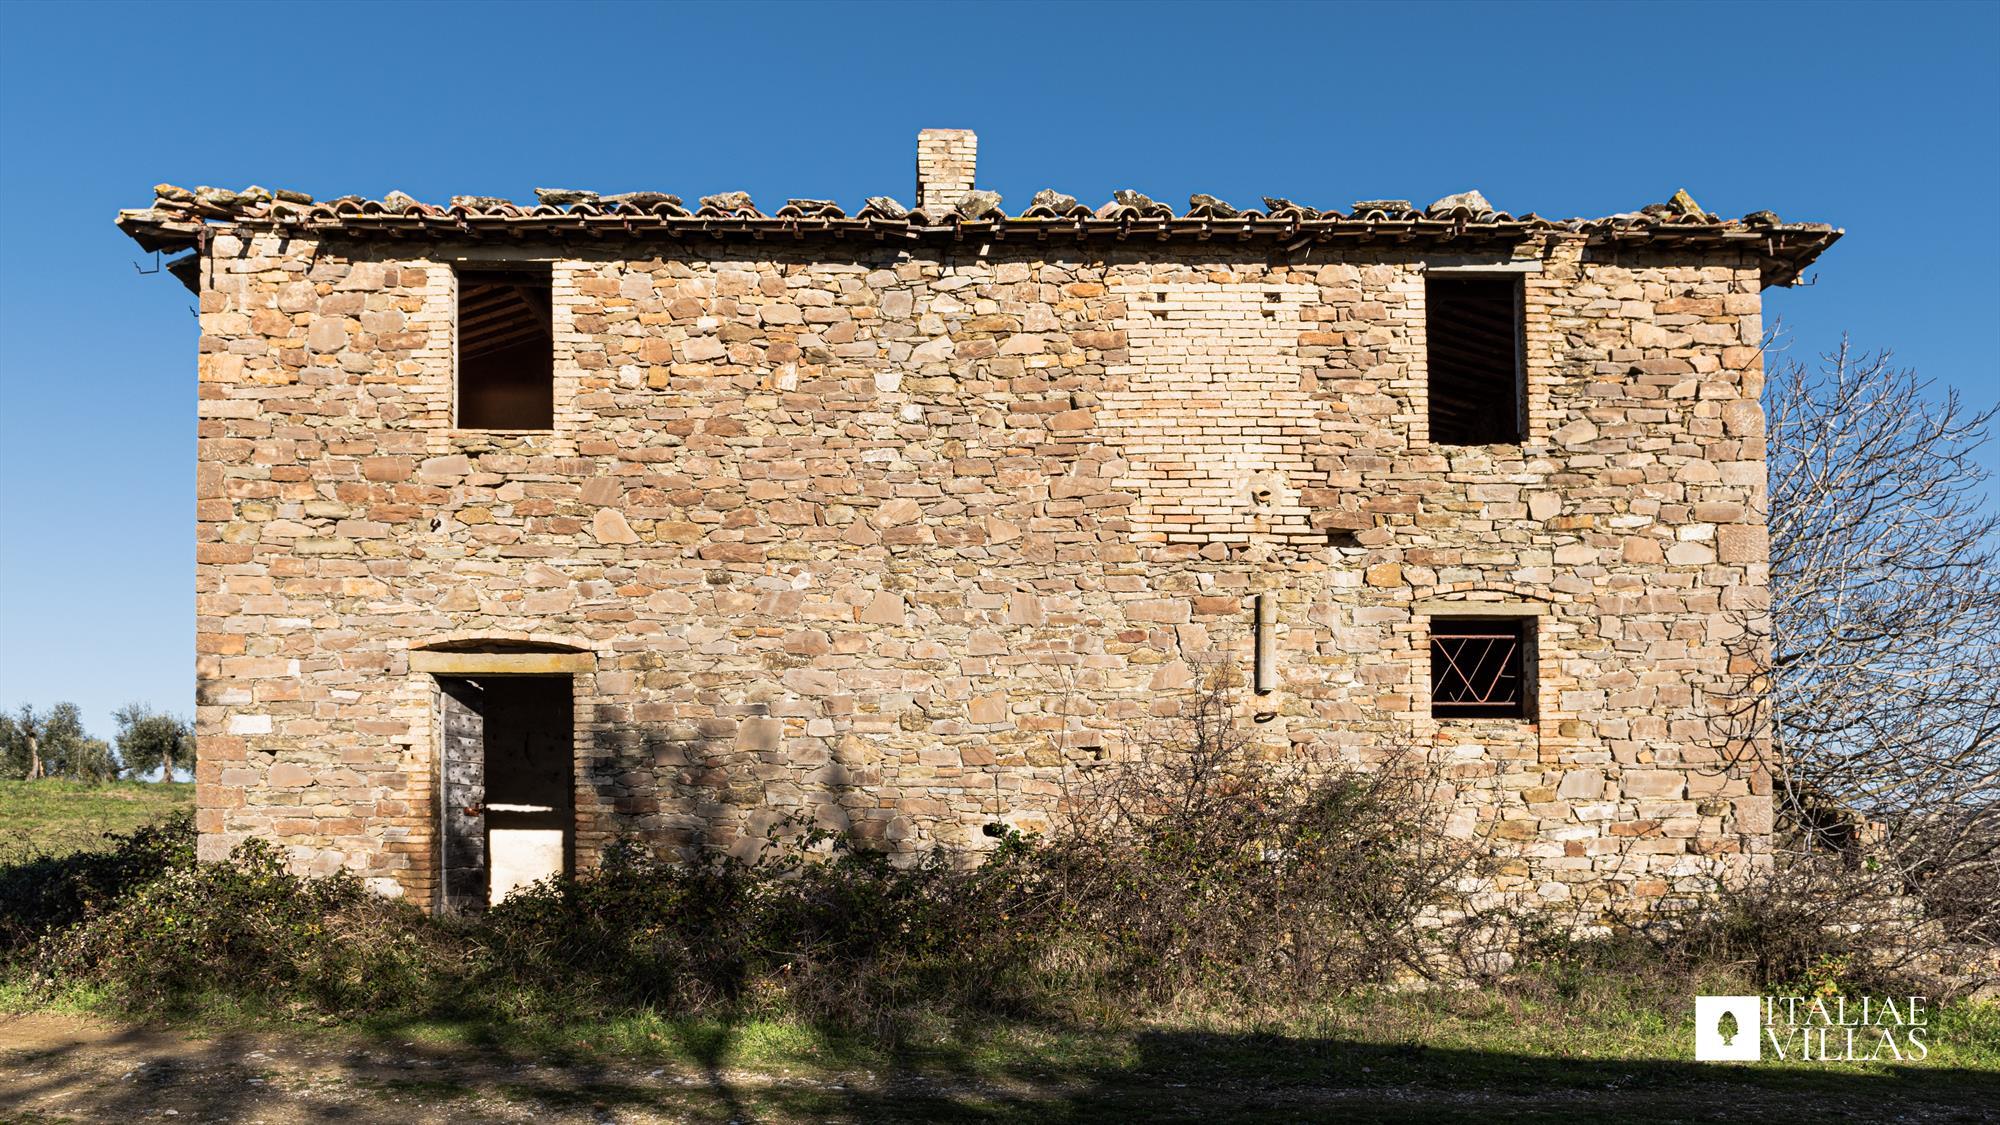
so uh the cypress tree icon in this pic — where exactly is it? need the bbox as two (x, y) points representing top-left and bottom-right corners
(1696, 996), (1761, 1061)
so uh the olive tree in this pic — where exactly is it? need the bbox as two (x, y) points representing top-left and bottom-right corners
(114, 704), (194, 783)
(1, 703), (114, 781)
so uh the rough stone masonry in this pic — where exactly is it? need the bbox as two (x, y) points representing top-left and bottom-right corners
(118, 130), (1840, 914)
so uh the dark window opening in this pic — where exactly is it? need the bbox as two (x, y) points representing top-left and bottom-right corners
(1430, 617), (1532, 719)
(457, 266), (553, 430)
(1427, 274), (1523, 445)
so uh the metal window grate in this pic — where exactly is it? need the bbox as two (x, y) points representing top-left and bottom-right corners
(1430, 619), (1527, 719)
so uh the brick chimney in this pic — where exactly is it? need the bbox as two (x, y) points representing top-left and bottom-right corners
(915, 129), (977, 212)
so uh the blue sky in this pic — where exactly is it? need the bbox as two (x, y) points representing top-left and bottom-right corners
(2, 0), (1996, 739)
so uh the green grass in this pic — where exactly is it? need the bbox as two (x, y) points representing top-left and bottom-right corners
(21, 958), (1998, 1089)
(15, 981), (1997, 1122)
(386, 994), (2000, 1119)
(4, 780), (1996, 1120)
(12, 950), (2000, 1122)
(119, 948), (1974, 1091)
(0, 778), (192, 860)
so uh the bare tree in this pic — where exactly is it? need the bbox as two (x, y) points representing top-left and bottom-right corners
(1759, 339), (2000, 936)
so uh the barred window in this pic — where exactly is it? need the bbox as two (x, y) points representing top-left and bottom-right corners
(1429, 617), (1532, 719)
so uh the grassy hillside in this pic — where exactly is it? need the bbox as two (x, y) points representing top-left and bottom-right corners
(0, 779), (193, 860)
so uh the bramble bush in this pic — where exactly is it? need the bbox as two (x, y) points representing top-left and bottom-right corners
(8, 686), (1981, 1036)
(14, 815), (1063, 1031)
(8, 696), (1490, 1034)
(0, 812), (193, 957)
(29, 834), (449, 1017)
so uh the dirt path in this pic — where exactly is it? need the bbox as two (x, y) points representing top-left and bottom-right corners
(1, 1011), (869, 1124)
(6, 1010), (1999, 1123)
(0, 1012), (1107, 1124)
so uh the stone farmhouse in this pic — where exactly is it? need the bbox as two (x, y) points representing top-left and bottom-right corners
(118, 131), (1839, 913)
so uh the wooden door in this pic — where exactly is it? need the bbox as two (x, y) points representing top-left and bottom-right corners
(438, 677), (487, 912)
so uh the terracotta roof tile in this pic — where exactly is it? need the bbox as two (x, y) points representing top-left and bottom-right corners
(116, 182), (1841, 288)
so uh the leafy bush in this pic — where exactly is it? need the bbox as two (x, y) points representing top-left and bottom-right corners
(18, 701), (1478, 1034)
(480, 825), (1054, 1033)
(0, 811), (193, 957)
(23, 818), (1053, 1032)
(32, 836), (448, 1017)
(25, 680), (1974, 1039)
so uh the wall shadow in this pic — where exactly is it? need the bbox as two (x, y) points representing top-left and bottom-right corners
(5, 1016), (1998, 1123)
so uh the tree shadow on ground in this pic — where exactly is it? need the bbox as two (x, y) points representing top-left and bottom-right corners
(5, 1015), (1998, 1124)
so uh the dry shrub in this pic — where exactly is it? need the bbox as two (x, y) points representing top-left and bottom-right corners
(1034, 671), (1490, 1001)
(85, 675), (1996, 1031)
(18, 678), (1493, 1032)
(1514, 846), (1998, 1004)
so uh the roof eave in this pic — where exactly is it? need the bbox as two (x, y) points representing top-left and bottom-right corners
(114, 209), (1843, 289)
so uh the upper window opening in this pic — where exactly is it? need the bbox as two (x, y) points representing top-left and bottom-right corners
(1430, 617), (1532, 720)
(1427, 274), (1523, 445)
(457, 266), (553, 430)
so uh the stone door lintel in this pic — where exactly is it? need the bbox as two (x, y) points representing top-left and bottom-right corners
(1410, 599), (1546, 618)
(409, 651), (594, 675)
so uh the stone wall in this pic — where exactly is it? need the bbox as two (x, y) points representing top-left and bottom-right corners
(190, 228), (1772, 912)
